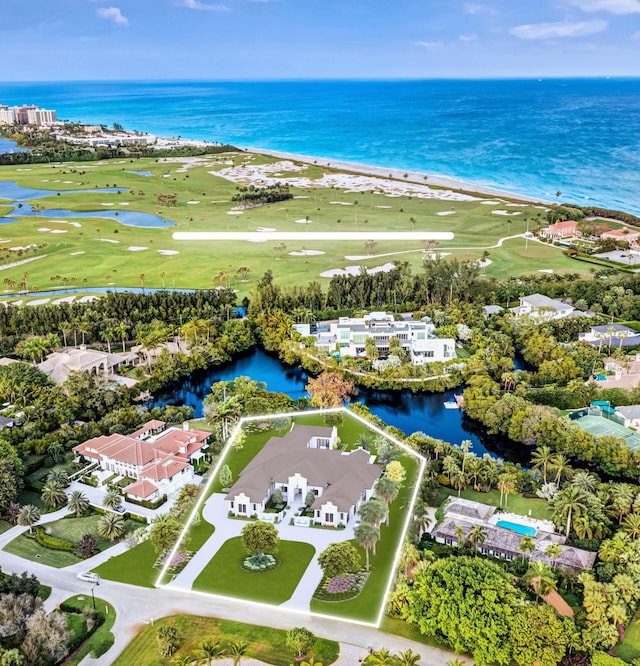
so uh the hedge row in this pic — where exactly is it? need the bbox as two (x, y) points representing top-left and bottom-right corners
(30, 526), (77, 553)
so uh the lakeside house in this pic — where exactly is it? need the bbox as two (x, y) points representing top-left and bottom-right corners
(431, 498), (596, 572)
(73, 420), (210, 501)
(578, 324), (640, 349)
(511, 294), (581, 321)
(539, 220), (580, 240)
(225, 424), (382, 527)
(313, 312), (456, 365)
(37, 345), (139, 385)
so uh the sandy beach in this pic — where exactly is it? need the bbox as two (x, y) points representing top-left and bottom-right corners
(242, 146), (552, 205)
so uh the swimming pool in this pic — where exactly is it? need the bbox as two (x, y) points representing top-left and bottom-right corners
(495, 520), (536, 537)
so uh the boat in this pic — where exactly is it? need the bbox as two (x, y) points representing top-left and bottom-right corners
(443, 400), (459, 410)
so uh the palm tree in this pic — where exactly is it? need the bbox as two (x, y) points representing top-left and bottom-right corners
(454, 524), (465, 546)
(354, 523), (379, 571)
(394, 649), (421, 666)
(198, 638), (226, 665)
(571, 470), (598, 494)
(68, 490), (90, 517)
(375, 476), (399, 526)
(412, 498), (432, 538)
(622, 513), (640, 540)
(103, 485), (122, 510)
(17, 505), (40, 533)
(41, 481), (67, 509)
(172, 655), (192, 666)
(446, 660), (468, 666)
(523, 561), (556, 602)
(551, 453), (573, 485)
(468, 525), (487, 554)
(100, 327), (115, 354)
(227, 640), (248, 666)
(207, 396), (242, 441)
(139, 273), (145, 290)
(552, 486), (587, 538)
(459, 440), (472, 475)
(358, 498), (388, 529)
(97, 513), (125, 542)
(366, 648), (395, 666)
(545, 542), (563, 567)
(47, 469), (69, 487)
(518, 535), (536, 561)
(531, 445), (554, 484)
(115, 322), (129, 352)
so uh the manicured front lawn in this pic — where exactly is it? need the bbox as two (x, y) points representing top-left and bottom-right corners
(113, 615), (340, 666)
(3, 533), (81, 568)
(93, 539), (158, 588)
(62, 595), (116, 666)
(433, 486), (553, 521)
(193, 537), (315, 604)
(16, 488), (53, 513)
(0, 520), (11, 534)
(615, 616), (640, 662)
(310, 453), (420, 623)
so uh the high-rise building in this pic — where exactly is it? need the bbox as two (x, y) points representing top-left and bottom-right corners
(0, 104), (56, 126)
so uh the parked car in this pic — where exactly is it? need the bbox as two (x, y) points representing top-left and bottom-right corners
(114, 505), (126, 514)
(77, 572), (100, 584)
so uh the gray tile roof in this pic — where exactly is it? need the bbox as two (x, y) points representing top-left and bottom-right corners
(616, 405), (640, 420)
(522, 294), (572, 311)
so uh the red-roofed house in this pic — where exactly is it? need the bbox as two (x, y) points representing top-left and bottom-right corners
(539, 220), (579, 240)
(601, 228), (640, 245)
(73, 422), (210, 500)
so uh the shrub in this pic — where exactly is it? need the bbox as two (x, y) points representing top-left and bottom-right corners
(157, 625), (180, 658)
(286, 627), (316, 658)
(30, 526), (77, 553)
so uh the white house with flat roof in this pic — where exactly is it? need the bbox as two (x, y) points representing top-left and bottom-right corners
(511, 294), (577, 321)
(225, 424), (382, 527)
(314, 312), (455, 365)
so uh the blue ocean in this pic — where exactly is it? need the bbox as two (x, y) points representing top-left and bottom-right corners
(1, 79), (639, 213)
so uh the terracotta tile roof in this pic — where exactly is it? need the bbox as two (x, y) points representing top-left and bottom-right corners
(124, 478), (158, 499)
(144, 457), (190, 482)
(130, 419), (166, 439)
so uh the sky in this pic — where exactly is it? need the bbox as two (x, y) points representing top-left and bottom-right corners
(3, 0), (640, 80)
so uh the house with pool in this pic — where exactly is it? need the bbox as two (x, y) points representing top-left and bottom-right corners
(225, 424), (383, 527)
(431, 498), (596, 571)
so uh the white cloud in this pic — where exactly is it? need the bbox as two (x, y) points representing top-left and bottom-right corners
(459, 34), (477, 41)
(96, 7), (128, 26)
(510, 19), (607, 39)
(569, 0), (640, 14)
(176, 0), (230, 9)
(415, 40), (444, 49)
(464, 3), (496, 14)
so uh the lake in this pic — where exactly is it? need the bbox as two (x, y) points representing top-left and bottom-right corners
(152, 346), (528, 464)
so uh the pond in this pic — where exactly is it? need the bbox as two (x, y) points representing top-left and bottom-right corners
(0, 138), (28, 153)
(152, 346), (528, 464)
(2, 201), (175, 229)
(0, 180), (125, 201)
(125, 170), (154, 177)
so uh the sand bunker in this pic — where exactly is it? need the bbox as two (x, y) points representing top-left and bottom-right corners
(51, 229), (67, 234)
(70, 251), (85, 256)
(157, 250), (179, 255)
(320, 262), (396, 278)
(16, 168), (31, 172)
(375, 205), (392, 209)
(128, 246), (148, 251)
(119, 202), (130, 206)
(10, 244), (37, 251)
(37, 227), (51, 232)
(295, 219), (312, 224)
(492, 210), (522, 216)
(78, 296), (98, 303)
(226, 211), (244, 216)
(329, 201), (354, 205)
(289, 250), (325, 256)
(99, 239), (120, 244)
(480, 200), (503, 205)
(52, 296), (75, 305)
(27, 298), (50, 306)
(51, 221), (82, 227)
(293, 196), (310, 199)
(538, 269), (554, 273)
(186, 201), (200, 205)
(437, 211), (456, 216)
(101, 203), (114, 206)
(256, 227), (277, 232)
(41, 179), (49, 182)
(478, 259), (493, 268)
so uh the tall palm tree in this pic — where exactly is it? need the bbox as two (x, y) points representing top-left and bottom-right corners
(468, 525), (487, 554)
(114, 322), (129, 352)
(68, 490), (90, 517)
(545, 543), (563, 567)
(198, 638), (226, 665)
(622, 513), (640, 540)
(518, 535), (536, 561)
(354, 523), (379, 571)
(550, 453), (573, 485)
(454, 524), (465, 546)
(97, 513), (125, 542)
(459, 440), (472, 475)
(374, 476), (399, 526)
(531, 445), (554, 484)
(100, 327), (115, 354)
(523, 561), (556, 602)
(41, 481), (67, 509)
(412, 498), (432, 538)
(17, 505), (40, 533)
(358, 499), (388, 529)
(552, 486), (587, 538)
(227, 640), (248, 666)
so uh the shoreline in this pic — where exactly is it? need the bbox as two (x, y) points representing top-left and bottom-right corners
(242, 146), (553, 205)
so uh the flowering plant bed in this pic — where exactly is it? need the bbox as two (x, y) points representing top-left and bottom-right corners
(154, 550), (193, 575)
(313, 571), (368, 601)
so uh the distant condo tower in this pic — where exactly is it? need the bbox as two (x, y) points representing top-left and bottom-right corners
(0, 104), (57, 125)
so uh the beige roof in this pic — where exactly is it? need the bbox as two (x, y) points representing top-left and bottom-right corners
(226, 425), (382, 513)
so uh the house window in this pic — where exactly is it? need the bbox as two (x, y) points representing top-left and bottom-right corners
(445, 538), (452, 546)
(238, 504), (247, 514)
(340, 513), (344, 520)
(426, 350), (434, 358)
(281, 486), (287, 492)
(325, 513), (334, 523)
(314, 489), (319, 496)
(230, 502), (234, 509)
(252, 504), (257, 511)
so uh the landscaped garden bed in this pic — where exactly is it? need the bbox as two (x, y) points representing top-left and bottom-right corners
(241, 553), (279, 572)
(313, 572), (369, 602)
(155, 549), (194, 576)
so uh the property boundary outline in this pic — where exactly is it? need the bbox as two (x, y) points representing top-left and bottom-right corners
(154, 406), (426, 628)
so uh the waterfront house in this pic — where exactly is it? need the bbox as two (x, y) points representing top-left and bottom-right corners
(38, 345), (138, 385)
(225, 424), (382, 527)
(431, 498), (596, 572)
(73, 421), (210, 501)
(511, 294), (578, 321)
(314, 312), (456, 365)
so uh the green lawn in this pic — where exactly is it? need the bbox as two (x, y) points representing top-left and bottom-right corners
(310, 453), (420, 623)
(0, 153), (601, 303)
(0, 520), (11, 534)
(2, 513), (140, 568)
(16, 488), (53, 513)
(3, 532), (81, 568)
(615, 616), (640, 662)
(380, 616), (456, 653)
(62, 595), (116, 666)
(433, 486), (554, 521)
(113, 614), (340, 666)
(192, 537), (315, 605)
(93, 539), (158, 588)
